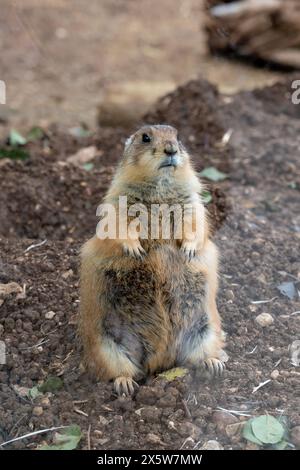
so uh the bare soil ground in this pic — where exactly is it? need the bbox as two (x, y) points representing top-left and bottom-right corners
(0, 76), (299, 450)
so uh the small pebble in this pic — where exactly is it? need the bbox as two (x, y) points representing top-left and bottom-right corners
(225, 422), (244, 440)
(177, 422), (201, 439)
(270, 369), (279, 380)
(33, 406), (43, 417)
(45, 311), (56, 320)
(212, 410), (238, 429)
(201, 440), (224, 450)
(290, 426), (300, 448)
(145, 433), (163, 445)
(255, 313), (274, 327)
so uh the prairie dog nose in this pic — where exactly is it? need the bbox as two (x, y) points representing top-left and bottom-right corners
(164, 141), (178, 156)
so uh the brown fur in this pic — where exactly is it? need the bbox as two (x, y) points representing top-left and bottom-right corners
(79, 125), (224, 393)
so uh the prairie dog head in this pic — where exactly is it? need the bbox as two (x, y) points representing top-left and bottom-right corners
(122, 124), (190, 176)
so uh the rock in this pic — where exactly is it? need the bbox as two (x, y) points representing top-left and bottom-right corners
(201, 440), (224, 450)
(0, 282), (23, 298)
(0, 158), (11, 168)
(62, 269), (74, 280)
(97, 438), (109, 446)
(140, 406), (162, 423)
(98, 415), (109, 426)
(135, 386), (164, 405)
(255, 313), (274, 327)
(145, 433), (164, 445)
(167, 420), (176, 431)
(45, 311), (56, 320)
(67, 146), (97, 166)
(33, 406), (43, 417)
(177, 422), (201, 439)
(40, 397), (50, 408)
(225, 289), (234, 300)
(225, 422), (244, 440)
(270, 369), (280, 380)
(290, 340), (300, 367)
(212, 410), (238, 430)
(245, 442), (260, 450)
(290, 426), (300, 448)
(13, 384), (30, 398)
(157, 394), (177, 408)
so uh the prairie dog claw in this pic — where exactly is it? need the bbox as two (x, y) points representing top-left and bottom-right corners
(181, 241), (198, 262)
(114, 376), (139, 396)
(123, 242), (146, 260)
(203, 358), (225, 377)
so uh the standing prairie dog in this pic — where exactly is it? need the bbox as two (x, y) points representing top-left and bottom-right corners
(79, 125), (224, 395)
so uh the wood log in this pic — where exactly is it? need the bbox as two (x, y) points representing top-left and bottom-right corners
(206, 0), (300, 68)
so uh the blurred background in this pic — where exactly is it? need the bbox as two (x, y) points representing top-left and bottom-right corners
(0, 0), (287, 136)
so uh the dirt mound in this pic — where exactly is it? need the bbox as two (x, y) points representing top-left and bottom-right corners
(0, 159), (113, 240)
(144, 79), (231, 172)
(0, 77), (299, 450)
(252, 76), (300, 119)
(0, 81), (230, 241)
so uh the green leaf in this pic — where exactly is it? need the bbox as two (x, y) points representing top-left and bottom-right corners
(272, 440), (288, 450)
(288, 182), (300, 190)
(39, 425), (82, 451)
(251, 415), (284, 444)
(201, 190), (212, 204)
(28, 386), (42, 400)
(242, 419), (263, 445)
(199, 167), (228, 182)
(38, 376), (63, 393)
(82, 162), (94, 171)
(0, 148), (29, 160)
(158, 367), (188, 381)
(9, 129), (27, 146)
(69, 126), (91, 138)
(27, 126), (44, 141)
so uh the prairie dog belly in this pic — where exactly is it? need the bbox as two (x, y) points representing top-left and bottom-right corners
(149, 245), (209, 364)
(100, 244), (209, 373)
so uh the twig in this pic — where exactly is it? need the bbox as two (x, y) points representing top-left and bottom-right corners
(181, 399), (192, 419)
(252, 379), (271, 394)
(74, 408), (88, 417)
(216, 406), (252, 417)
(180, 436), (194, 449)
(87, 424), (91, 450)
(0, 425), (67, 448)
(246, 345), (258, 355)
(273, 358), (282, 369)
(24, 239), (47, 253)
(9, 414), (27, 436)
(250, 297), (277, 304)
(221, 128), (233, 145)
(19, 338), (49, 350)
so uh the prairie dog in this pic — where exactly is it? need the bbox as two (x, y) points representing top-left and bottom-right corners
(79, 125), (224, 395)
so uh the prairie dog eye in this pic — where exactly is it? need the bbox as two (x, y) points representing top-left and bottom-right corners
(142, 133), (151, 143)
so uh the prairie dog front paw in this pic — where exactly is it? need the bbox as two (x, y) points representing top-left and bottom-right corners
(123, 240), (146, 260)
(181, 240), (198, 262)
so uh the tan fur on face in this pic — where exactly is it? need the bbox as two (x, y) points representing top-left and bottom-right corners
(111, 125), (191, 187)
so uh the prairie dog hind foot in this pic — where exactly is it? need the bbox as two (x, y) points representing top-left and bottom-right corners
(201, 357), (225, 378)
(114, 376), (139, 396)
